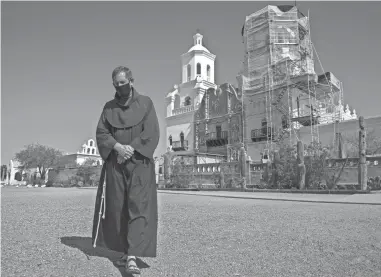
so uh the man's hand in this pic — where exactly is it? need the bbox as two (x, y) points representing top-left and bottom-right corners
(117, 154), (127, 164)
(114, 143), (135, 160)
(124, 145), (135, 159)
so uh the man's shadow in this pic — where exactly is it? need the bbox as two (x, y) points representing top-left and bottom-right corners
(61, 236), (149, 277)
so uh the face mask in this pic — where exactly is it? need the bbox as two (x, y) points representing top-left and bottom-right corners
(115, 82), (132, 99)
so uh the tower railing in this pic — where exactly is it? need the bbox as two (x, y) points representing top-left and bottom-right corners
(172, 105), (195, 116)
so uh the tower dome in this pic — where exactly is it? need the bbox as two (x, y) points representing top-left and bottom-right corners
(188, 33), (210, 53)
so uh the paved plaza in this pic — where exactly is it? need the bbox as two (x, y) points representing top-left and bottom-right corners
(2, 187), (381, 277)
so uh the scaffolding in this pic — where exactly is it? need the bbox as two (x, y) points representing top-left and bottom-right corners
(241, 5), (342, 152)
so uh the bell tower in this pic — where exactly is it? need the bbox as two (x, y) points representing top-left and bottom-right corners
(181, 32), (216, 84)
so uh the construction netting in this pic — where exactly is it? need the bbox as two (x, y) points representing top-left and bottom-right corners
(242, 5), (315, 92)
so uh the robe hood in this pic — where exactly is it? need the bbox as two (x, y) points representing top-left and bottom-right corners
(103, 88), (150, 128)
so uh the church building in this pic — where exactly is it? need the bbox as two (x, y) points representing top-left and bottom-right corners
(56, 138), (103, 168)
(165, 33), (244, 163)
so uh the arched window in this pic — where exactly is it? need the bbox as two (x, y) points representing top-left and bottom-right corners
(184, 96), (191, 106)
(92, 148), (95, 154)
(89, 141), (93, 147)
(174, 94), (180, 109)
(282, 115), (289, 129)
(180, 132), (184, 147)
(169, 135), (172, 146)
(187, 64), (191, 81)
(197, 63), (201, 75)
(14, 172), (22, 181)
(261, 118), (267, 135)
(206, 65), (211, 81)
(87, 148), (90, 154)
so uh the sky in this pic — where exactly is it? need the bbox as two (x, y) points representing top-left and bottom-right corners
(2, 1), (381, 163)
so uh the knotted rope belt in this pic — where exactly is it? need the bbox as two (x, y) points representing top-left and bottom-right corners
(93, 166), (106, 248)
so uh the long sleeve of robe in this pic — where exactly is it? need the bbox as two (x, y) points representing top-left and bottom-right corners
(96, 112), (118, 160)
(92, 90), (160, 257)
(129, 99), (160, 160)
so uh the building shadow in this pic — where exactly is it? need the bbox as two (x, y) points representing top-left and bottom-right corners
(60, 236), (149, 277)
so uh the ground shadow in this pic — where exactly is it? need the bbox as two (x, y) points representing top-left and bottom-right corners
(61, 236), (149, 277)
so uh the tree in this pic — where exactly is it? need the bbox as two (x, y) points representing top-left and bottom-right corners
(14, 143), (63, 180)
(1, 165), (7, 181)
(76, 158), (101, 186)
(344, 128), (381, 157)
(80, 158), (99, 167)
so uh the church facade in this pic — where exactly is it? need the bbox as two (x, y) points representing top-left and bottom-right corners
(164, 26), (369, 164)
(165, 33), (247, 163)
(55, 138), (103, 168)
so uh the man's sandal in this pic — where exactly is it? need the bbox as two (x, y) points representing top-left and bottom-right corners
(125, 257), (141, 275)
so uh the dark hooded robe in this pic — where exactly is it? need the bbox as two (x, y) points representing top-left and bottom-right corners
(92, 88), (160, 257)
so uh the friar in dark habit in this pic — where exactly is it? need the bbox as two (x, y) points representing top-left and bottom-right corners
(92, 66), (160, 275)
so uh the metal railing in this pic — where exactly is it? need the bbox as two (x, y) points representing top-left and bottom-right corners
(172, 140), (189, 149)
(172, 105), (194, 116)
(251, 127), (274, 139)
(207, 131), (228, 140)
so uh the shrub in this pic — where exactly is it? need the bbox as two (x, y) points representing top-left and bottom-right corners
(275, 145), (298, 189)
(260, 141), (344, 190)
(76, 165), (101, 187)
(219, 164), (241, 189)
(368, 176), (381, 191)
(169, 158), (194, 188)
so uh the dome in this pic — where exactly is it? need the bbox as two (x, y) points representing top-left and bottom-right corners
(188, 44), (210, 53)
(187, 33), (210, 53)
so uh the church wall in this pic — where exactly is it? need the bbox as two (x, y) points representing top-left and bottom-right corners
(208, 89), (228, 118)
(196, 121), (207, 152)
(298, 115), (381, 147)
(206, 146), (227, 156)
(244, 92), (268, 139)
(245, 116), (381, 161)
(195, 96), (206, 120)
(196, 155), (226, 164)
(182, 55), (192, 83)
(166, 115), (194, 151)
(206, 118), (230, 156)
(166, 96), (174, 117)
(246, 141), (269, 161)
(178, 87), (197, 108)
(195, 116), (231, 155)
(229, 114), (243, 145)
(194, 86), (243, 159)
(76, 155), (103, 166)
(174, 95), (181, 109)
(56, 154), (102, 168)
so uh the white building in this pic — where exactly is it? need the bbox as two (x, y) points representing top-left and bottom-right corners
(57, 138), (103, 167)
(2, 139), (103, 186)
(165, 32), (217, 154)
